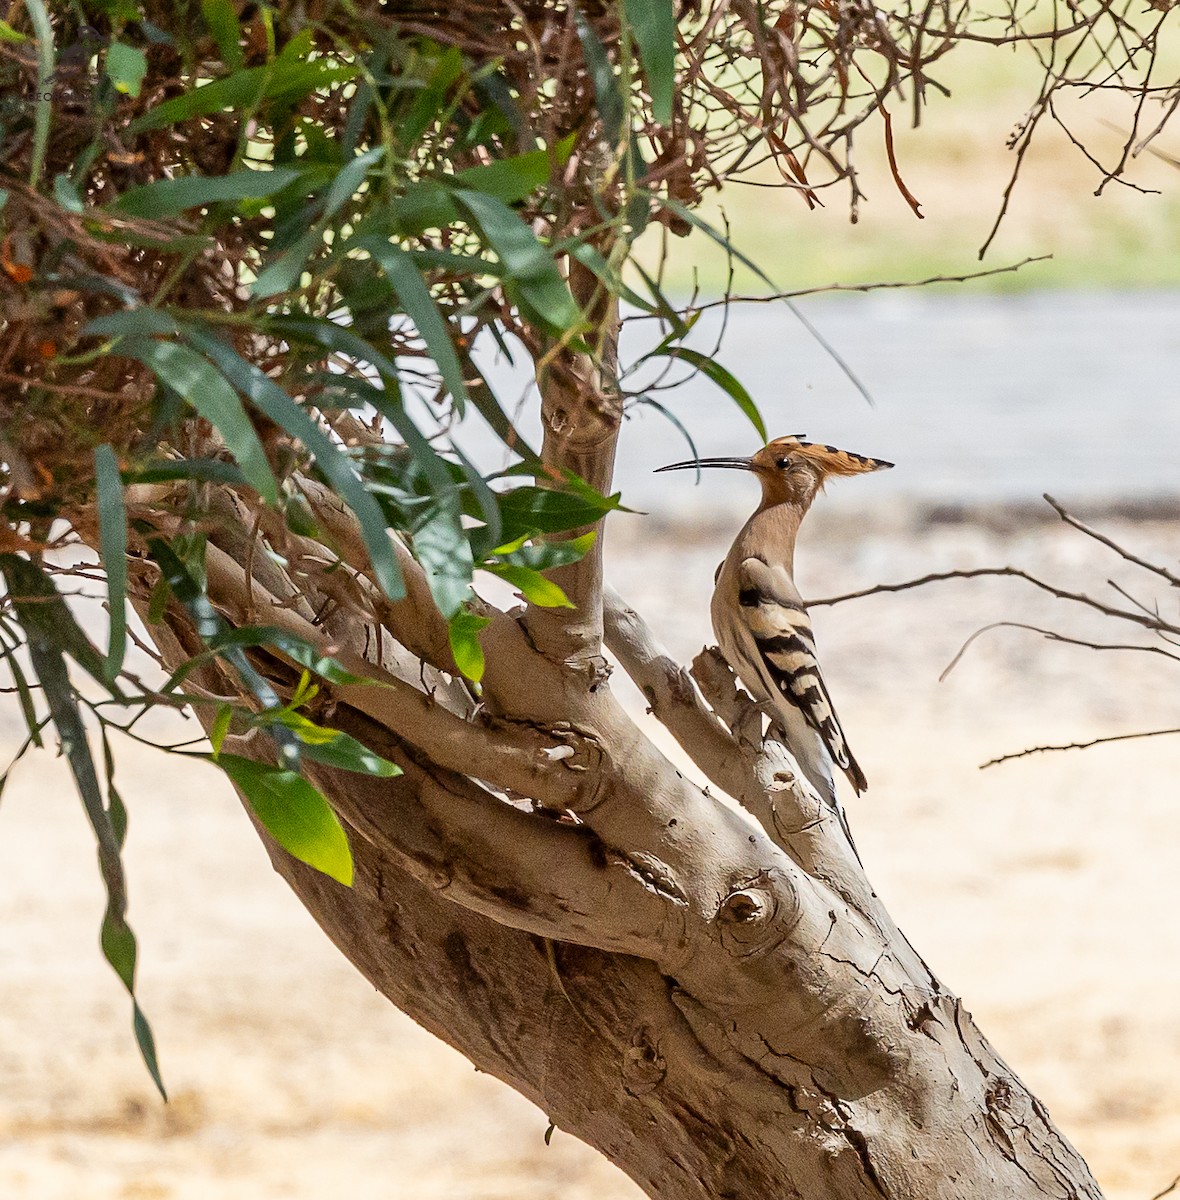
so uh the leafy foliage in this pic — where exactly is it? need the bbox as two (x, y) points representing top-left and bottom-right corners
(0, 0), (1169, 1097)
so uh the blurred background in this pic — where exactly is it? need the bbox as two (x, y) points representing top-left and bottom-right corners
(3, 37), (1180, 1200)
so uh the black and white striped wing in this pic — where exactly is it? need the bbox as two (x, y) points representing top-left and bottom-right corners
(737, 557), (868, 793)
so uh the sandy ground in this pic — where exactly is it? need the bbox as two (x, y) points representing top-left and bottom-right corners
(2, 501), (1179, 1200)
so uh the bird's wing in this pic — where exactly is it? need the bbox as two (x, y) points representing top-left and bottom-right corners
(737, 557), (868, 793)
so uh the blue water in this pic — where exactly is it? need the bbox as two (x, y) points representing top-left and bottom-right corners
(454, 290), (1180, 516)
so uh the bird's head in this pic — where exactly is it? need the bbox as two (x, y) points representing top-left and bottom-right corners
(656, 434), (892, 508)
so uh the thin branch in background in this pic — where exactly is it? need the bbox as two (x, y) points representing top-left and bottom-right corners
(810, 563), (1180, 638)
(980, 726), (1180, 769)
(1149, 1174), (1180, 1200)
(668, 257), (1053, 316)
(938, 620), (1180, 683)
(1044, 493), (1180, 587)
(878, 103), (925, 219)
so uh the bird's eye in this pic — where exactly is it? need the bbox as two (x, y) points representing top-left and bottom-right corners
(775, 457), (790, 469)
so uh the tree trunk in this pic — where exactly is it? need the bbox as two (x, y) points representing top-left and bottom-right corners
(128, 336), (1102, 1200)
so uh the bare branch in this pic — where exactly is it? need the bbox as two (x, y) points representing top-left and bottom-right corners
(626, 258), (1054, 321)
(981, 726), (1180, 769)
(604, 585), (784, 812)
(808, 566), (1180, 637)
(1150, 1175), (1180, 1200)
(939, 620), (1180, 681)
(1043, 493), (1180, 588)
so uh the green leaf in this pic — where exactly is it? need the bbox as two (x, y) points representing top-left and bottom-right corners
(575, 10), (624, 147)
(264, 315), (400, 382)
(496, 485), (621, 540)
(452, 189), (583, 334)
(319, 144), (383, 221)
(274, 713), (401, 777)
(380, 180), (460, 237)
(447, 608), (490, 682)
(209, 703), (233, 756)
(622, 0), (675, 125)
(4, 587), (165, 1098)
(113, 167), (303, 217)
(107, 41), (148, 97)
(187, 331), (404, 601)
(410, 497), (474, 619)
(207, 625), (365, 685)
(343, 379), (474, 618)
(132, 1003), (165, 1100)
(357, 237), (469, 414)
(398, 44), (464, 150)
(497, 530), (595, 572)
(124, 340), (279, 504)
(0, 18), (28, 42)
(217, 754), (354, 885)
(24, 0), (53, 185)
(136, 59), (234, 126)
(3, 647), (43, 747)
(455, 147), (553, 204)
(250, 228), (321, 297)
(94, 445), (128, 682)
(650, 347), (767, 442)
(659, 197), (778, 290)
(130, 60), (357, 133)
(201, 0), (244, 70)
(146, 576), (170, 624)
(0, 555), (113, 691)
(252, 146), (383, 298)
(567, 241), (657, 316)
(53, 173), (84, 213)
(124, 457), (249, 487)
(84, 309), (181, 339)
(487, 563), (574, 608)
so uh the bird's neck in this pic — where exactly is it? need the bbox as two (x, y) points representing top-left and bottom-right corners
(735, 499), (806, 569)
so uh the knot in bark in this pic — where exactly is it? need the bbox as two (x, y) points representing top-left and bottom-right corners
(715, 869), (800, 958)
(621, 1025), (666, 1097)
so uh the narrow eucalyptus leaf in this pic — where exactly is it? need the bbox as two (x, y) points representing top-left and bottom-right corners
(187, 331), (404, 601)
(622, 0), (675, 124)
(125, 340), (278, 504)
(113, 167), (303, 217)
(94, 445), (128, 681)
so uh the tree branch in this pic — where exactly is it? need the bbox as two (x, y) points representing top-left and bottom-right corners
(808, 565), (1180, 636)
(290, 720), (671, 957)
(690, 647), (879, 916)
(602, 585), (760, 804)
(980, 725), (1180, 769)
(1043, 492), (1180, 588)
(201, 544), (593, 813)
(523, 258), (623, 670)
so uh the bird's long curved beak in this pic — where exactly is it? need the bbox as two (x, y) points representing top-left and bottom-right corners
(654, 456), (753, 473)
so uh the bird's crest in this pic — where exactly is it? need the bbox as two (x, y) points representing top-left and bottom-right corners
(755, 436), (893, 478)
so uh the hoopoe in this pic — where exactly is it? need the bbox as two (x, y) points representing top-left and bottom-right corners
(656, 435), (892, 828)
